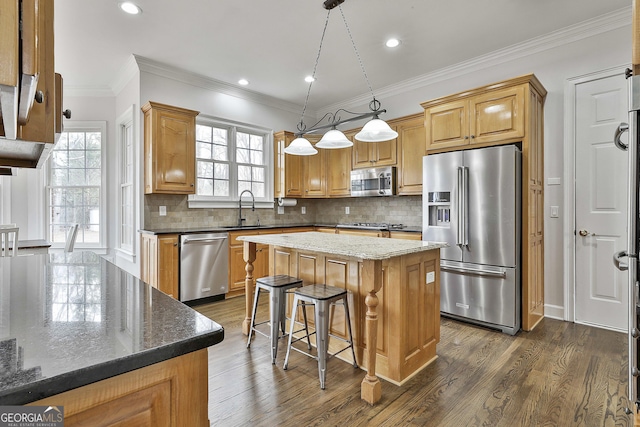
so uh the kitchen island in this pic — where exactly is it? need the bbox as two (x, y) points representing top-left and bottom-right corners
(238, 231), (446, 404)
(0, 251), (223, 425)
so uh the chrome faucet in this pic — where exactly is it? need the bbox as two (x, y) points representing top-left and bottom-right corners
(238, 190), (255, 227)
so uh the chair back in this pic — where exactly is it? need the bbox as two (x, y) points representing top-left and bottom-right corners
(0, 224), (19, 257)
(64, 224), (79, 253)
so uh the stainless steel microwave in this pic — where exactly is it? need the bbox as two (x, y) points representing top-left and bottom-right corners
(350, 166), (396, 197)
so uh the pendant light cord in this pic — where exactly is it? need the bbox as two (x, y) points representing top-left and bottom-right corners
(298, 9), (332, 132)
(339, 5), (376, 103)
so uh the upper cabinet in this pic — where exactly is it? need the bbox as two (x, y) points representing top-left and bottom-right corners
(352, 133), (397, 169)
(274, 131), (303, 198)
(0, 0), (68, 168)
(142, 101), (199, 195)
(423, 84), (525, 152)
(302, 135), (326, 197)
(393, 114), (426, 196)
(326, 134), (352, 197)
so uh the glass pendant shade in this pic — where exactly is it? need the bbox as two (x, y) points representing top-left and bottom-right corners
(283, 137), (318, 155)
(315, 129), (353, 149)
(355, 118), (399, 142)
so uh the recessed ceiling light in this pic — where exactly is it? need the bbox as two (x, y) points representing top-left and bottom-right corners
(385, 38), (400, 48)
(119, 2), (142, 14)
(238, 78), (249, 86)
(304, 76), (315, 83)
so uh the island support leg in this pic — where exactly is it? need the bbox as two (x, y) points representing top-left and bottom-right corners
(242, 241), (257, 336)
(361, 259), (383, 404)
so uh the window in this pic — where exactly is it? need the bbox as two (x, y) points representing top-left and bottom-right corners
(117, 107), (135, 255)
(189, 117), (273, 208)
(47, 122), (106, 248)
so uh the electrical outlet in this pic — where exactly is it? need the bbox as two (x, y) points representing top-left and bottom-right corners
(277, 206), (284, 215)
(159, 206), (167, 216)
(550, 206), (559, 218)
(426, 271), (435, 284)
(345, 207), (350, 214)
(301, 206), (306, 215)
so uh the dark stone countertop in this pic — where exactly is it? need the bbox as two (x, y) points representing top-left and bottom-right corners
(0, 251), (224, 405)
(139, 223), (422, 235)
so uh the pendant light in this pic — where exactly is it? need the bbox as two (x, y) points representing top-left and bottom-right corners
(286, 0), (396, 155)
(315, 128), (353, 149)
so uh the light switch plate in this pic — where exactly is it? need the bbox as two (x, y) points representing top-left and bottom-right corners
(277, 206), (284, 215)
(159, 206), (167, 216)
(301, 206), (306, 214)
(426, 271), (435, 283)
(550, 206), (559, 218)
(345, 207), (350, 214)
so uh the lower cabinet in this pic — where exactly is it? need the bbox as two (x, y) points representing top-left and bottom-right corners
(227, 227), (314, 298)
(31, 349), (210, 426)
(140, 233), (179, 299)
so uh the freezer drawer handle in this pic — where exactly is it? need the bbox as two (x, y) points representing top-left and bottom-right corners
(614, 122), (628, 151)
(183, 237), (228, 244)
(613, 250), (629, 271)
(440, 264), (506, 278)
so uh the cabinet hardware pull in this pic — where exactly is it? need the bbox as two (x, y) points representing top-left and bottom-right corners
(63, 109), (72, 119)
(35, 91), (44, 104)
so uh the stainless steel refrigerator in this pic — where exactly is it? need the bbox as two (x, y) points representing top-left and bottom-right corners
(422, 145), (521, 335)
(614, 70), (639, 414)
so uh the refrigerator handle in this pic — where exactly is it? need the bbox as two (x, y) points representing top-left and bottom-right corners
(614, 122), (629, 151)
(462, 166), (469, 246)
(613, 250), (629, 271)
(457, 167), (463, 246)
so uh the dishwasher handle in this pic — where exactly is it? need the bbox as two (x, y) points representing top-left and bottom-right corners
(182, 236), (228, 244)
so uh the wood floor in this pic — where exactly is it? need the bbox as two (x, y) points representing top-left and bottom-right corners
(195, 296), (631, 427)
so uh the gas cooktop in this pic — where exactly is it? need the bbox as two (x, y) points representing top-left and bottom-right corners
(336, 222), (406, 231)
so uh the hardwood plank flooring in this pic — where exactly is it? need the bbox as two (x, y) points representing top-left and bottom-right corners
(195, 297), (631, 427)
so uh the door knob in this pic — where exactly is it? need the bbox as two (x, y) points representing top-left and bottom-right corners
(578, 229), (596, 237)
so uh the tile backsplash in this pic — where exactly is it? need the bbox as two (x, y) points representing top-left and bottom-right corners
(144, 195), (422, 230)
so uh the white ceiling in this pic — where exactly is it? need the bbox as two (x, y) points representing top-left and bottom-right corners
(54, 0), (630, 111)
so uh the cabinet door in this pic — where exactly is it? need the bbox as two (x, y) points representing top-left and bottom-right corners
(155, 109), (195, 193)
(327, 147), (352, 197)
(143, 102), (198, 195)
(470, 86), (525, 145)
(425, 99), (469, 151)
(303, 136), (326, 197)
(373, 138), (397, 166)
(396, 116), (426, 195)
(18, 0), (55, 145)
(229, 245), (247, 294)
(140, 234), (158, 288)
(157, 235), (179, 299)
(352, 138), (373, 169)
(274, 131), (293, 199)
(284, 138), (303, 197)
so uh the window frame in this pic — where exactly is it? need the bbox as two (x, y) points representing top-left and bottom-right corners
(188, 115), (274, 209)
(116, 106), (136, 259)
(45, 120), (107, 250)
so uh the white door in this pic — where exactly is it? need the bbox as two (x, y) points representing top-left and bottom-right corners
(574, 73), (628, 331)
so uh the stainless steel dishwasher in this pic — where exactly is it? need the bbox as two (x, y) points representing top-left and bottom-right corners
(179, 232), (229, 302)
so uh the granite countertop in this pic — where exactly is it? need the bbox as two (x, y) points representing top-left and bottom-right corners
(0, 251), (224, 405)
(238, 231), (446, 260)
(139, 223), (422, 235)
(17, 240), (51, 249)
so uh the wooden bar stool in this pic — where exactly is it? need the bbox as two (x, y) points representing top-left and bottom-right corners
(283, 284), (358, 389)
(247, 274), (308, 364)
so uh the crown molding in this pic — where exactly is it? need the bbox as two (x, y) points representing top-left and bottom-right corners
(321, 6), (632, 112)
(111, 54), (140, 96)
(133, 55), (309, 116)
